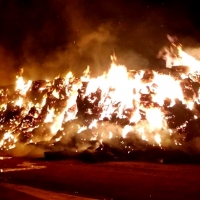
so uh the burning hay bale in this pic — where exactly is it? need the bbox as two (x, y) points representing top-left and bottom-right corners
(1, 41), (200, 163)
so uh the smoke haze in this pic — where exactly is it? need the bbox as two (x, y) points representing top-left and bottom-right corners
(0, 0), (200, 85)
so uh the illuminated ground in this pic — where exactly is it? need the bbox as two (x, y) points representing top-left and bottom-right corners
(0, 158), (200, 200)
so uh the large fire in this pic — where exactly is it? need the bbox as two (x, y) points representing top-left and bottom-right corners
(1, 40), (200, 158)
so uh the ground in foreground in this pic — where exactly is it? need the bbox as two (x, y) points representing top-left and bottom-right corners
(0, 157), (200, 200)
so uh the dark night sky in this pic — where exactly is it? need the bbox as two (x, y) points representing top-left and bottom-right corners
(0, 0), (200, 85)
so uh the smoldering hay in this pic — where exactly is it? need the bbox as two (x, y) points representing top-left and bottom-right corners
(1, 40), (200, 162)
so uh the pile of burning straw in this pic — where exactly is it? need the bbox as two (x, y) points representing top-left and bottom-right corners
(1, 39), (200, 163)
